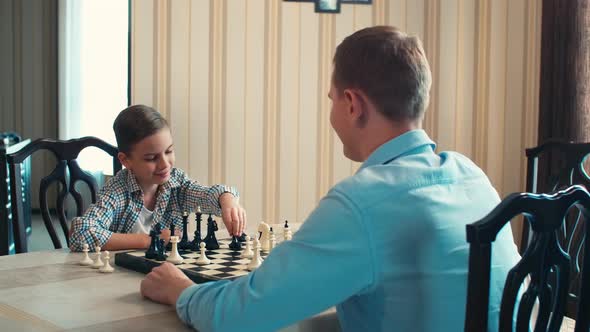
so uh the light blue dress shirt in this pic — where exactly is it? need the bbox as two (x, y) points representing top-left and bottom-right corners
(176, 130), (521, 332)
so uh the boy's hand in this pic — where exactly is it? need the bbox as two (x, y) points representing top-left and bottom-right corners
(219, 193), (247, 236)
(159, 228), (180, 245)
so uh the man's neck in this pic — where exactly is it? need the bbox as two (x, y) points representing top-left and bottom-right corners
(358, 118), (421, 161)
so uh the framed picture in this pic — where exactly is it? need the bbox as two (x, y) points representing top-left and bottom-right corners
(283, 0), (314, 2)
(341, 0), (372, 4)
(315, 0), (341, 13)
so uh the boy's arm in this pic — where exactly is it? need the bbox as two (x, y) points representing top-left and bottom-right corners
(69, 182), (123, 251)
(175, 168), (239, 216)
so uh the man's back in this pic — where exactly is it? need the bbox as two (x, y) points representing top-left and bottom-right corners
(331, 130), (520, 331)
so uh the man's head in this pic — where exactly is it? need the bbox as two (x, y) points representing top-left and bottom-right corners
(329, 26), (432, 161)
(113, 105), (175, 188)
(332, 25), (432, 122)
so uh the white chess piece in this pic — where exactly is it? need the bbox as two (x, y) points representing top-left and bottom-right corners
(258, 222), (271, 251)
(247, 238), (263, 271)
(91, 246), (103, 269)
(99, 251), (115, 273)
(285, 228), (293, 241)
(166, 236), (184, 265)
(79, 243), (93, 266)
(241, 235), (254, 258)
(195, 242), (210, 265)
(269, 230), (276, 251)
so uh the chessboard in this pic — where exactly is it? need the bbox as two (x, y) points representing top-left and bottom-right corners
(114, 239), (269, 284)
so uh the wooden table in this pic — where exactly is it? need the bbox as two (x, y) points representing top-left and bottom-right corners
(0, 249), (341, 331)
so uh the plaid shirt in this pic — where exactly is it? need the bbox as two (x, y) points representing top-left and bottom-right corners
(69, 168), (238, 251)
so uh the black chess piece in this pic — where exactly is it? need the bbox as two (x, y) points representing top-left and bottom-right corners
(178, 211), (191, 250)
(284, 220), (289, 229)
(229, 235), (241, 250)
(155, 238), (167, 261)
(145, 223), (163, 259)
(166, 222), (176, 251)
(190, 208), (203, 250)
(203, 214), (220, 250)
(237, 232), (247, 242)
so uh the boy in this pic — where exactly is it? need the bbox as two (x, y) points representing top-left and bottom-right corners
(69, 105), (246, 251)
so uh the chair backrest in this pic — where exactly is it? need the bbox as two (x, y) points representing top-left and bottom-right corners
(0, 138), (30, 256)
(6, 137), (121, 253)
(465, 185), (590, 332)
(523, 140), (590, 319)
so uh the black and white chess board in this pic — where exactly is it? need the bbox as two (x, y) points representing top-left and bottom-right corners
(114, 239), (270, 284)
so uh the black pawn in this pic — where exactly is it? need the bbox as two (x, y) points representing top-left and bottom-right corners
(229, 236), (241, 250)
(178, 211), (191, 250)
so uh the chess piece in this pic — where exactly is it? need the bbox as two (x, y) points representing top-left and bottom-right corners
(203, 214), (220, 250)
(91, 246), (104, 269)
(79, 243), (93, 266)
(146, 224), (162, 259)
(283, 220), (291, 241)
(166, 236), (184, 264)
(286, 228), (293, 241)
(195, 242), (211, 265)
(156, 238), (167, 261)
(178, 211), (192, 250)
(258, 222), (270, 251)
(269, 228), (276, 251)
(166, 222), (176, 251)
(240, 235), (254, 258)
(247, 238), (263, 271)
(229, 235), (242, 250)
(99, 251), (115, 273)
(237, 232), (247, 242)
(190, 207), (203, 250)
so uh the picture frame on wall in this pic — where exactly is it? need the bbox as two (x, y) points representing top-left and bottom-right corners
(315, 0), (341, 13)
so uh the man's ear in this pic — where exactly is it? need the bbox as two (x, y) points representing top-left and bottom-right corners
(344, 89), (369, 127)
(118, 152), (130, 169)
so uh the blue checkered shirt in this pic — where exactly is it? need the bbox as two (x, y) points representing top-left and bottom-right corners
(69, 168), (238, 251)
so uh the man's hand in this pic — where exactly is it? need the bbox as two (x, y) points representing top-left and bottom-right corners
(219, 193), (247, 236)
(140, 263), (194, 305)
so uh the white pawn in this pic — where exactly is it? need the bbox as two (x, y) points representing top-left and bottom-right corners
(241, 235), (254, 258)
(195, 242), (210, 265)
(166, 236), (184, 265)
(99, 251), (115, 273)
(247, 238), (263, 271)
(91, 246), (103, 269)
(269, 230), (276, 251)
(79, 243), (93, 266)
(285, 228), (293, 241)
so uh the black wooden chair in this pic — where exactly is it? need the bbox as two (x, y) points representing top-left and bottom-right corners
(6, 137), (121, 253)
(465, 185), (590, 332)
(522, 140), (590, 319)
(0, 134), (31, 255)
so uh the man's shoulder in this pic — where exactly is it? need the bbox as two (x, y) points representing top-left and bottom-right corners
(330, 150), (494, 209)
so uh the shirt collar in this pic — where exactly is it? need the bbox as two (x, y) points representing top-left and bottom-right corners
(358, 129), (436, 171)
(124, 168), (182, 193)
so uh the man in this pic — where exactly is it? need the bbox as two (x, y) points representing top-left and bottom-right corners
(140, 26), (520, 332)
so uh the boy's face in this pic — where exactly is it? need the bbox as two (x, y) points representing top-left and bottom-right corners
(119, 128), (175, 189)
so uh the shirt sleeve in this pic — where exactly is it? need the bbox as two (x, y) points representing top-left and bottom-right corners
(68, 182), (120, 251)
(175, 168), (239, 216)
(175, 189), (376, 332)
